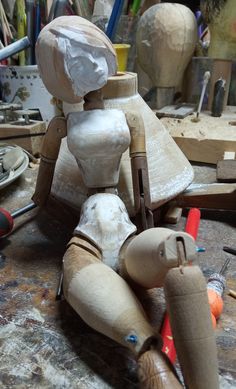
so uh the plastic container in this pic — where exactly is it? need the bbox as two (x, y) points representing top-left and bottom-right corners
(113, 44), (130, 71)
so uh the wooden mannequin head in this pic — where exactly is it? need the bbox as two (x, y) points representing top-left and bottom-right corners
(136, 3), (197, 88)
(36, 16), (117, 103)
(201, 0), (236, 59)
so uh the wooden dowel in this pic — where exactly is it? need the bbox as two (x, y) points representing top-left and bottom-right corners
(229, 289), (236, 299)
(32, 116), (67, 207)
(164, 266), (219, 389)
(138, 349), (183, 388)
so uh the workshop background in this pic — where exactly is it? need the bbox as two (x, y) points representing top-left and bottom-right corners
(0, 1), (236, 388)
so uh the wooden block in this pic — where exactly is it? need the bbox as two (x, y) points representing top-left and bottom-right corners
(0, 120), (46, 156)
(164, 203), (182, 224)
(176, 183), (236, 210)
(229, 289), (236, 299)
(217, 160), (236, 182)
(161, 108), (236, 164)
(156, 104), (195, 119)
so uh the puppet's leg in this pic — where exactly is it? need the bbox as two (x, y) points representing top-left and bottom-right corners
(120, 227), (196, 288)
(121, 229), (219, 389)
(63, 235), (182, 388)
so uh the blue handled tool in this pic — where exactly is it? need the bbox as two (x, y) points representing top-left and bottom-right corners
(106, 0), (125, 42)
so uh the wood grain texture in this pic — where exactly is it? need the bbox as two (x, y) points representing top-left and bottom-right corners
(164, 266), (219, 389)
(176, 183), (236, 210)
(63, 236), (160, 355)
(0, 164), (235, 387)
(161, 109), (236, 164)
(52, 73), (194, 216)
(126, 112), (146, 157)
(126, 111), (149, 213)
(136, 3), (197, 87)
(138, 349), (183, 388)
(83, 89), (104, 111)
(0, 121), (46, 156)
(123, 228), (196, 289)
(217, 160), (236, 182)
(164, 204), (182, 224)
(103, 73), (194, 212)
(32, 116), (66, 207)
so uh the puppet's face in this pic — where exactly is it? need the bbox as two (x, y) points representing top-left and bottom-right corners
(36, 16), (117, 103)
(57, 31), (109, 97)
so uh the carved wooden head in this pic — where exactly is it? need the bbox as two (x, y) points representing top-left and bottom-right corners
(36, 16), (117, 103)
(136, 3), (197, 87)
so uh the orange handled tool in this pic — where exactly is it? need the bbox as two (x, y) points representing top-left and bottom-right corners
(207, 258), (230, 321)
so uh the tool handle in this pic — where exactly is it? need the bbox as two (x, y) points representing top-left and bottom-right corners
(207, 288), (223, 320)
(0, 208), (13, 237)
(185, 208), (201, 240)
(0, 202), (37, 237)
(106, 0), (124, 41)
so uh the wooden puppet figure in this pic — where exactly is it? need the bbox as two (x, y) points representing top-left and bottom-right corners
(35, 16), (219, 389)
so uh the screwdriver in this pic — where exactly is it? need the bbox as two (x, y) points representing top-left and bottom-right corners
(0, 202), (37, 237)
(207, 258), (230, 323)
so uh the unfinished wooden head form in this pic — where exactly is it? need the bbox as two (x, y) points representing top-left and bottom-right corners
(36, 16), (117, 103)
(136, 3), (197, 88)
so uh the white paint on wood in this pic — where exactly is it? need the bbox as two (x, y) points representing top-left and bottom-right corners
(67, 109), (131, 188)
(75, 193), (136, 270)
(51, 73), (194, 215)
(55, 27), (110, 97)
(36, 16), (117, 103)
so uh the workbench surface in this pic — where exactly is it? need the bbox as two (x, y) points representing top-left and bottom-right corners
(0, 165), (235, 388)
